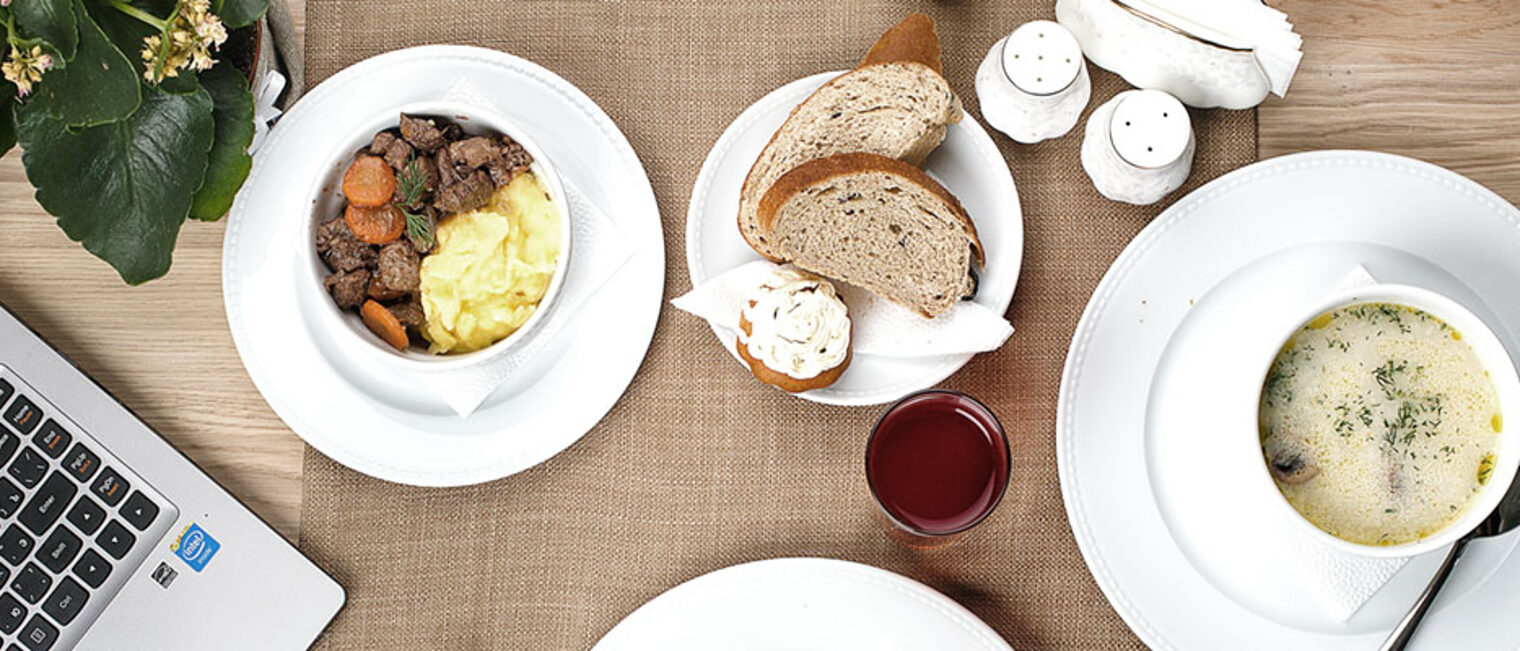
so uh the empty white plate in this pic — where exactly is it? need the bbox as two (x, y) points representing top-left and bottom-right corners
(594, 558), (1012, 650)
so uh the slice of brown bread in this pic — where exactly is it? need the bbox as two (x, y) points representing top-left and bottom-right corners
(859, 12), (943, 73)
(758, 153), (983, 318)
(737, 13), (962, 261)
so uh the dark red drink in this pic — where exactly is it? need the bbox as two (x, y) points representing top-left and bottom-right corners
(866, 391), (1009, 537)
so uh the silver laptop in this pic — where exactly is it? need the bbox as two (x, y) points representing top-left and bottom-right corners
(0, 303), (344, 650)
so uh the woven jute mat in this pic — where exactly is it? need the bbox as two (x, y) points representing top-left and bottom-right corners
(299, 2), (1256, 648)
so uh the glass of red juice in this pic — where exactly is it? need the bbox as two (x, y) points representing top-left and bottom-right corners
(865, 390), (1010, 547)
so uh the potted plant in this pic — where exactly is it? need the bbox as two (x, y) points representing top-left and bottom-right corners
(0, 0), (268, 284)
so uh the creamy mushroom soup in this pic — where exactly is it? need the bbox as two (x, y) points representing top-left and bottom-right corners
(1259, 302), (1502, 546)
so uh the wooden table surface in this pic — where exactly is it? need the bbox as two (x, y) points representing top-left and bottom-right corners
(0, 1), (1515, 545)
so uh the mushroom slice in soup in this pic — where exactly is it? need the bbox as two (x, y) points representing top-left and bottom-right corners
(1269, 450), (1320, 485)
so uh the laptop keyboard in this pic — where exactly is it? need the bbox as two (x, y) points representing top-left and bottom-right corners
(0, 369), (179, 650)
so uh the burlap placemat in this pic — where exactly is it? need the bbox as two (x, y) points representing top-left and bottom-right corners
(298, 2), (1256, 648)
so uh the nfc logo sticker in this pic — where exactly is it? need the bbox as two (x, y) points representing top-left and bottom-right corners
(170, 523), (220, 572)
(151, 561), (178, 588)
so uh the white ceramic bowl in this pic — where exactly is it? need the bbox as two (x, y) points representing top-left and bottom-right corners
(1251, 283), (1520, 558)
(303, 100), (572, 372)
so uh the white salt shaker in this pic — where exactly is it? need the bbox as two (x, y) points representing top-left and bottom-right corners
(1080, 89), (1195, 205)
(975, 20), (1091, 144)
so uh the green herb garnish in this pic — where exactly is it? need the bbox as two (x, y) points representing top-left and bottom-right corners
(397, 156), (435, 247)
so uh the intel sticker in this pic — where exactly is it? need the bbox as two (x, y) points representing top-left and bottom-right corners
(171, 523), (220, 572)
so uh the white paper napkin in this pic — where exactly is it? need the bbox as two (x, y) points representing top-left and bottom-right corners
(1127, 0), (1303, 96)
(1280, 525), (1410, 619)
(672, 260), (1013, 357)
(414, 183), (635, 417)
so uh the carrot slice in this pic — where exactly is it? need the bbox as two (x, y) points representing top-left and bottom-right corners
(342, 155), (397, 207)
(361, 300), (410, 351)
(345, 203), (404, 244)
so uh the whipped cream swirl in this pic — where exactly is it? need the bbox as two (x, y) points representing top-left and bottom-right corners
(739, 269), (851, 380)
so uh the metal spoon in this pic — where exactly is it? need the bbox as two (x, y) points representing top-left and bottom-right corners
(1379, 472), (1520, 650)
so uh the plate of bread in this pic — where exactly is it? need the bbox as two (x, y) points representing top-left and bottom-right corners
(685, 13), (1022, 405)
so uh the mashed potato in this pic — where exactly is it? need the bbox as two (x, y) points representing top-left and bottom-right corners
(419, 172), (561, 354)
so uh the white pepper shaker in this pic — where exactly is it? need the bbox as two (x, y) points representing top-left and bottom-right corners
(975, 20), (1091, 144)
(1080, 88), (1195, 205)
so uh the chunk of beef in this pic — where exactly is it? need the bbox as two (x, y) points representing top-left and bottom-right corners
(315, 216), (376, 272)
(500, 137), (532, 170)
(383, 138), (414, 170)
(446, 137), (501, 169)
(399, 114), (447, 153)
(367, 275), (408, 302)
(369, 130), (397, 156)
(434, 170), (494, 214)
(314, 215), (348, 252)
(405, 205), (437, 255)
(393, 156), (440, 209)
(435, 146), (461, 186)
(323, 269), (371, 309)
(487, 138), (534, 186)
(374, 241), (421, 295)
(388, 298), (426, 330)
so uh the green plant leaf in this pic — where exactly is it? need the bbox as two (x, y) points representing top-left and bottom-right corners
(0, 86), (15, 156)
(189, 62), (252, 220)
(88, 0), (155, 55)
(14, 0), (79, 60)
(16, 85), (215, 284)
(30, 0), (141, 127)
(215, 0), (267, 29)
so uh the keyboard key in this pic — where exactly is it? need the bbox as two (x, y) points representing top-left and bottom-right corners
(70, 550), (110, 589)
(17, 474), (76, 537)
(90, 467), (129, 507)
(18, 613), (56, 650)
(3, 397), (41, 436)
(0, 526), (34, 566)
(0, 379), (13, 407)
(0, 431), (16, 467)
(10, 564), (49, 604)
(96, 521), (135, 560)
(6, 449), (46, 489)
(34, 529), (80, 575)
(65, 497), (105, 536)
(40, 578), (86, 627)
(30, 422), (69, 460)
(0, 593), (24, 634)
(60, 444), (99, 484)
(0, 479), (22, 519)
(119, 491), (160, 531)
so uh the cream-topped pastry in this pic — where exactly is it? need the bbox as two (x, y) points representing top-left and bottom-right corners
(736, 268), (852, 392)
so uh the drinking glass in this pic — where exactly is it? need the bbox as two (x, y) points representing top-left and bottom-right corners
(865, 390), (1011, 548)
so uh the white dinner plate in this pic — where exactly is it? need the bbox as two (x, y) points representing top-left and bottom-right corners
(593, 558), (1013, 650)
(222, 46), (664, 486)
(1059, 150), (1520, 648)
(687, 72), (1024, 406)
